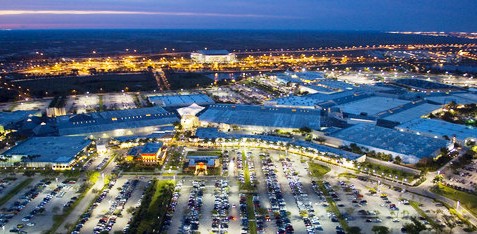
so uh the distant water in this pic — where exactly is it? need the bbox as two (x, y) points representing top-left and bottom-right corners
(0, 29), (476, 59)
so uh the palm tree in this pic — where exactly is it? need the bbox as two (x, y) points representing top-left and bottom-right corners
(0, 157), (8, 167)
(27, 154), (40, 168)
(401, 210), (409, 219)
(21, 156), (28, 168)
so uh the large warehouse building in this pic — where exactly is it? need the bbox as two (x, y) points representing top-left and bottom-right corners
(198, 104), (322, 131)
(55, 106), (179, 137)
(0, 110), (39, 133)
(329, 124), (449, 164)
(0, 136), (92, 170)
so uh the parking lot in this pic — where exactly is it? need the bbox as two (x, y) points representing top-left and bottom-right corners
(66, 95), (99, 114)
(1, 177), (83, 233)
(75, 176), (141, 234)
(0, 145), (469, 234)
(102, 93), (138, 110)
(0, 98), (51, 112)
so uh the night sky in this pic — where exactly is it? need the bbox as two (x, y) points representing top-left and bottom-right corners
(1, 0), (476, 31)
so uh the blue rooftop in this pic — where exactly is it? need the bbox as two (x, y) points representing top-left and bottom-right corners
(330, 124), (448, 162)
(0, 110), (39, 127)
(198, 104), (321, 130)
(397, 118), (477, 142)
(142, 142), (163, 154)
(1, 136), (91, 163)
(55, 106), (178, 135)
(194, 127), (362, 161)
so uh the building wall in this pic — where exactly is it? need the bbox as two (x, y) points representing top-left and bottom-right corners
(47, 107), (66, 117)
(191, 53), (236, 63)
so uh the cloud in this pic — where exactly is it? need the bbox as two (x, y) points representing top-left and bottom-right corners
(0, 10), (296, 19)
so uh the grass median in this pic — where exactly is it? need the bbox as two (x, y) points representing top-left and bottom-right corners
(409, 200), (440, 230)
(128, 179), (175, 233)
(308, 162), (331, 178)
(246, 195), (258, 234)
(431, 183), (477, 218)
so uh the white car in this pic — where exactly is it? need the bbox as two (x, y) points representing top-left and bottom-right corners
(27, 222), (35, 227)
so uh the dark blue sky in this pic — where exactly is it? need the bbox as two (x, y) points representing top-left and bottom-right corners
(1, 0), (476, 31)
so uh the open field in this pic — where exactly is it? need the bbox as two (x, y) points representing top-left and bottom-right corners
(14, 73), (157, 96)
(166, 71), (213, 90)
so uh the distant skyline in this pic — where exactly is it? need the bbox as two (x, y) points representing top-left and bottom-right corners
(1, 0), (477, 31)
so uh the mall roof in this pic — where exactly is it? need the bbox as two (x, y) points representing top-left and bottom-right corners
(198, 104), (321, 129)
(336, 96), (410, 116)
(142, 142), (163, 154)
(0, 110), (38, 127)
(382, 102), (440, 123)
(194, 127), (362, 160)
(330, 124), (448, 159)
(1, 136), (91, 163)
(56, 106), (178, 135)
(148, 94), (215, 107)
(196, 50), (230, 55)
(268, 90), (365, 107)
(397, 118), (477, 141)
(425, 94), (477, 105)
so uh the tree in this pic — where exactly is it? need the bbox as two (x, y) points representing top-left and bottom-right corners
(394, 156), (402, 165)
(315, 136), (326, 143)
(348, 226), (362, 234)
(443, 216), (456, 234)
(20, 156), (29, 167)
(372, 225), (390, 234)
(440, 147), (449, 156)
(299, 126), (312, 133)
(401, 210), (410, 219)
(0, 157), (8, 167)
(52, 206), (60, 214)
(27, 154), (40, 167)
(403, 217), (427, 234)
(433, 174), (444, 184)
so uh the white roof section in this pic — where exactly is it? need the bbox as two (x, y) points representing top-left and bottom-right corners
(336, 96), (410, 116)
(383, 103), (441, 123)
(397, 118), (477, 142)
(177, 103), (205, 117)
